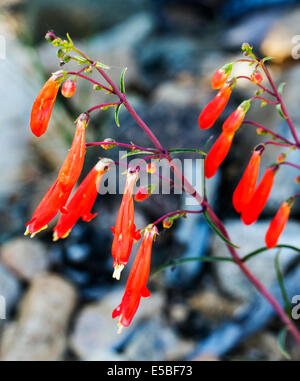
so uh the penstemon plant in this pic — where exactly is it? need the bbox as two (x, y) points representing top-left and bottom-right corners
(25, 32), (300, 343)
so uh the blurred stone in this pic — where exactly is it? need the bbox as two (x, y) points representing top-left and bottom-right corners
(212, 219), (300, 302)
(231, 332), (285, 361)
(188, 290), (241, 321)
(1, 238), (49, 281)
(26, 0), (149, 42)
(261, 6), (300, 63)
(70, 288), (164, 360)
(124, 318), (194, 361)
(223, 9), (281, 50)
(0, 274), (76, 361)
(0, 262), (20, 314)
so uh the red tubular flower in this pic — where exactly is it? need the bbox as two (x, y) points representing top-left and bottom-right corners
(61, 79), (77, 98)
(112, 225), (158, 332)
(241, 166), (278, 225)
(134, 186), (151, 202)
(211, 64), (232, 89)
(25, 114), (88, 237)
(198, 82), (234, 130)
(265, 200), (292, 249)
(53, 158), (114, 241)
(222, 100), (251, 133)
(204, 130), (235, 178)
(232, 146), (263, 213)
(251, 72), (263, 85)
(30, 73), (62, 137)
(111, 169), (141, 280)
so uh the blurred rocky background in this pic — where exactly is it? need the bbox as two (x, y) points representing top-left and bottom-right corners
(0, 0), (300, 361)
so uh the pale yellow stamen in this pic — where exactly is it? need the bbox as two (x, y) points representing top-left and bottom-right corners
(25, 225), (48, 238)
(112, 264), (124, 280)
(117, 316), (123, 334)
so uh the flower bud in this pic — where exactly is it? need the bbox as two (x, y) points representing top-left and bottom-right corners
(211, 64), (232, 90)
(251, 72), (263, 85)
(61, 79), (77, 98)
(101, 138), (116, 150)
(146, 163), (156, 174)
(265, 200), (292, 249)
(222, 100), (250, 133)
(204, 130), (235, 178)
(163, 218), (173, 229)
(241, 167), (277, 225)
(198, 82), (234, 130)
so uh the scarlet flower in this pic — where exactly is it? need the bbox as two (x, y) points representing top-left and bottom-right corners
(25, 114), (88, 237)
(112, 225), (158, 332)
(30, 73), (63, 137)
(241, 166), (278, 225)
(204, 130), (235, 178)
(134, 186), (151, 202)
(265, 200), (292, 249)
(53, 158), (114, 241)
(251, 72), (263, 85)
(61, 79), (77, 98)
(111, 169), (141, 280)
(211, 64), (232, 89)
(198, 82), (234, 130)
(222, 100), (251, 133)
(232, 146), (263, 213)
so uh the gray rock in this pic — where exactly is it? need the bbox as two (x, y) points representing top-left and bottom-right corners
(1, 238), (49, 281)
(261, 6), (300, 63)
(0, 262), (20, 314)
(0, 274), (76, 361)
(124, 318), (194, 361)
(70, 288), (164, 360)
(212, 219), (300, 302)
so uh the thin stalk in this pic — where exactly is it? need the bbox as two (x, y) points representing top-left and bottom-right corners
(261, 62), (300, 146)
(152, 208), (205, 226)
(243, 120), (294, 145)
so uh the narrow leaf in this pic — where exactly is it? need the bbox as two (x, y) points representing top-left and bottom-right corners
(275, 250), (291, 317)
(96, 61), (110, 70)
(203, 211), (239, 249)
(278, 328), (291, 360)
(278, 82), (286, 95)
(120, 67), (127, 94)
(151, 256), (234, 278)
(242, 244), (300, 262)
(115, 103), (122, 127)
(276, 104), (287, 119)
(262, 56), (274, 63)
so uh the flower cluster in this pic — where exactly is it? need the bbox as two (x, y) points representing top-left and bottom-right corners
(26, 72), (158, 331)
(24, 33), (300, 342)
(199, 45), (299, 249)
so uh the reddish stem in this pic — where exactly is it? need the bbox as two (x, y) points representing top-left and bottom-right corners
(152, 208), (205, 226)
(86, 141), (160, 154)
(236, 75), (276, 96)
(65, 37), (300, 347)
(87, 102), (120, 114)
(67, 71), (112, 93)
(279, 161), (300, 171)
(243, 120), (294, 145)
(261, 62), (300, 146)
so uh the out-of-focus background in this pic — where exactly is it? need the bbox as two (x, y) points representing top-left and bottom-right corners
(0, 0), (300, 361)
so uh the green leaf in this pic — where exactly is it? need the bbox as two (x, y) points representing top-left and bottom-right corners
(278, 82), (286, 95)
(66, 33), (73, 48)
(95, 61), (110, 70)
(275, 250), (291, 317)
(168, 148), (206, 156)
(262, 56), (274, 63)
(120, 67), (127, 94)
(203, 211), (239, 249)
(122, 150), (156, 158)
(151, 256), (234, 278)
(242, 244), (300, 262)
(276, 104), (287, 119)
(278, 328), (291, 360)
(115, 103), (122, 127)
